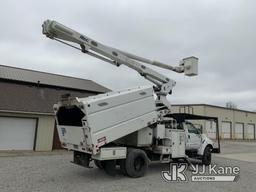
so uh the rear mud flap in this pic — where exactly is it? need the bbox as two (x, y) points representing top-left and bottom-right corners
(71, 151), (92, 168)
(104, 160), (117, 176)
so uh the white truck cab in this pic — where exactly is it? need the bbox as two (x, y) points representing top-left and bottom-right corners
(182, 121), (214, 165)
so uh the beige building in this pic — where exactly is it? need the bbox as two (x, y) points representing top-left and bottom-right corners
(172, 104), (256, 140)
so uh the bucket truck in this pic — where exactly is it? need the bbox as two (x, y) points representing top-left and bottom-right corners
(42, 20), (220, 178)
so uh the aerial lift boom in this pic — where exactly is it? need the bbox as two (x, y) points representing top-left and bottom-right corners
(42, 20), (221, 178)
(42, 20), (198, 112)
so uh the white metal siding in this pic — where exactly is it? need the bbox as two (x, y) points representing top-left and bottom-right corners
(247, 124), (255, 139)
(235, 123), (244, 139)
(205, 120), (216, 139)
(222, 121), (231, 139)
(0, 117), (36, 150)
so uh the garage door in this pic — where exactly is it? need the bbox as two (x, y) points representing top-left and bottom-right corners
(222, 121), (231, 139)
(235, 123), (244, 139)
(205, 120), (216, 139)
(0, 117), (37, 150)
(247, 124), (255, 139)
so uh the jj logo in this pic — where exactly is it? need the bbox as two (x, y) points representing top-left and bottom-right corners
(162, 163), (188, 182)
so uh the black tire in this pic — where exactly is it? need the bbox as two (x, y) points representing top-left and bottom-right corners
(94, 160), (104, 169)
(202, 146), (212, 165)
(125, 148), (148, 178)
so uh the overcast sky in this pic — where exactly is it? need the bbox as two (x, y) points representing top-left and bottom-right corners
(0, 0), (255, 110)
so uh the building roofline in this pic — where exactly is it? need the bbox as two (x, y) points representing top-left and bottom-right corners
(0, 64), (93, 82)
(172, 103), (256, 114)
(0, 64), (110, 93)
(0, 78), (102, 94)
(0, 109), (54, 116)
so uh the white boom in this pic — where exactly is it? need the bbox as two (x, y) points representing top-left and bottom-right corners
(42, 20), (198, 111)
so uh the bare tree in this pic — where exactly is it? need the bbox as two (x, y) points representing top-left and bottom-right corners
(225, 101), (238, 109)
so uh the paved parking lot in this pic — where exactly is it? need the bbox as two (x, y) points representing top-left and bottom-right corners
(0, 141), (256, 192)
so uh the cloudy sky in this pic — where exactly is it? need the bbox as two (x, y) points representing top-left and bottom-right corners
(1, 0), (255, 110)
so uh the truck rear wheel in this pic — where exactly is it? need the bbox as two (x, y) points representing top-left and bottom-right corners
(125, 149), (148, 178)
(202, 146), (212, 165)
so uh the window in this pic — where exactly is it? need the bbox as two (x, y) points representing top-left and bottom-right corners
(165, 122), (173, 129)
(164, 120), (178, 129)
(187, 122), (200, 134)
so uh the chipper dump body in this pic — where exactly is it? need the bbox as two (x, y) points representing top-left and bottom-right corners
(54, 86), (158, 155)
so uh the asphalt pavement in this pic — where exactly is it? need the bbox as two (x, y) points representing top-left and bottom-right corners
(0, 141), (256, 192)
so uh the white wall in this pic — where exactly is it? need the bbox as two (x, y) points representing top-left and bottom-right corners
(0, 111), (55, 151)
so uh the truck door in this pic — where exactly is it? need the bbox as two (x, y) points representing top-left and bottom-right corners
(185, 122), (201, 150)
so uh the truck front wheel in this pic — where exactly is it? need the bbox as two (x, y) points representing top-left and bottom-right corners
(202, 146), (212, 165)
(125, 148), (148, 178)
